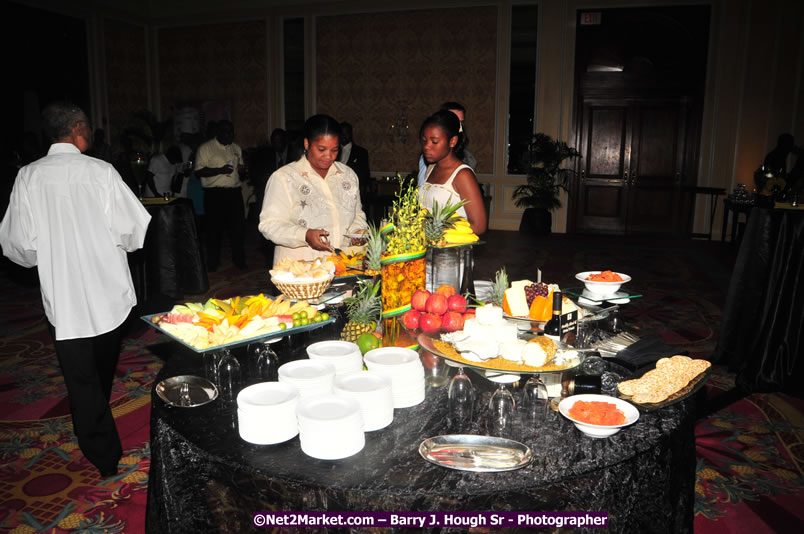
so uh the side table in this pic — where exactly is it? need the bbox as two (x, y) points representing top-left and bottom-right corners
(720, 198), (754, 244)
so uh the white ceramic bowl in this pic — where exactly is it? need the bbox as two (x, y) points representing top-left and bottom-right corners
(575, 271), (631, 296)
(558, 394), (640, 438)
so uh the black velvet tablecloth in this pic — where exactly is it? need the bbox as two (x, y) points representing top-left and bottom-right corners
(715, 207), (804, 394)
(130, 198), (208, 302)
(145, 325), (697, 534)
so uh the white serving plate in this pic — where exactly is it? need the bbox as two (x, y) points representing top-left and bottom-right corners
(278, 359), (336, 381)
(364, 347), (420, 367)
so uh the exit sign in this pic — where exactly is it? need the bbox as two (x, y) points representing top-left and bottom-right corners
(580, 12), (602, 25)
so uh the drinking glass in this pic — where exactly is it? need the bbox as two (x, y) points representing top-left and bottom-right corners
(448, 366), (475, 431)
(608, 308), (624, 333)
(422, 352), (448, 387)
(216, 349), (242, 401)
(248, 341), (279, 383)
(520, 376), (550, 434)
(488, 383), (516, 438)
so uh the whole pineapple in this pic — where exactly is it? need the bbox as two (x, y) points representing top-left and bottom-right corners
(488, 267), (509, 306)
(424, 199), (467, 246)
(341, 278), (381, 341)
(363, 223), (384, 276)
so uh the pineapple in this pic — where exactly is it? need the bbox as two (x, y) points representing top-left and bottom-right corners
(341, 278), (381, 341)
(488, 267), (509, 306)
(363, 223), (384, 276)
(424, 199), (467, 246)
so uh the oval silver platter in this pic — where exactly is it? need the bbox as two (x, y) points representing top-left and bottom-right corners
(156, 375), (218, 408)
(419, 434), (533, 473)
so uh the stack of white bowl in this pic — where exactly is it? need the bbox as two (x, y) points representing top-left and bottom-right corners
(333, 372), (394, 431)
(306, 340), (363, 376)
(236, 382), (299, 445)
(278, 360), (336, 398)
(363, 347), (425, 408)
(296, 394), (365, 459)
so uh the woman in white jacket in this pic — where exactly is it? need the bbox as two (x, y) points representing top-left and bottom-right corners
(259, 114), (368, 265)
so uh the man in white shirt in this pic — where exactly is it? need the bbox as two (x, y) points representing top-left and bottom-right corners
(145, 146), (184, 197)
(0, 102), (151, 478)
(194, 120), (247, 271)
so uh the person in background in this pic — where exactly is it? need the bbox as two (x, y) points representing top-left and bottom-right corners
(418, 109), (486, 234)
(417, 101), (477, 186)
(145, 146), (184, 197)
(339, 122), (370, 183)
(259, 114), (367, 265)
(194, 120), (246, 271)
(0, 101), (151, 478)
(87, 128), (113, 162)
(269, 128), (289, 172)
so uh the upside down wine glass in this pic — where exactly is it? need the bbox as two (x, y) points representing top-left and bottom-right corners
(521, 375), (550, 438)
(448, 366), (475, 432)
(488, 382), (517, 439)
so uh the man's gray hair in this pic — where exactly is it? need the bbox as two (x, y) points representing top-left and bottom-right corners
(42, 101), (87, 142)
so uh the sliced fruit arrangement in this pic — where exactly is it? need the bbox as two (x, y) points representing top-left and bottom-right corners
(150, 294), (329, 350)
(329, 250), (365, 276)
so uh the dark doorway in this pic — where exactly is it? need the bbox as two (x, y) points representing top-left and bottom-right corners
(10, 2), (90, 149)
(570, 6), (710, 235)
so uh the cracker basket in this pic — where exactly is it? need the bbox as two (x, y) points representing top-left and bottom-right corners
(272, 275), (335, 300)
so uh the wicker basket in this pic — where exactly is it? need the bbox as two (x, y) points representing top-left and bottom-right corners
(272, 275), (334, 300)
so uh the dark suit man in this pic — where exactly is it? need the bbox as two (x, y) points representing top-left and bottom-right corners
(339, 122), (370, 202)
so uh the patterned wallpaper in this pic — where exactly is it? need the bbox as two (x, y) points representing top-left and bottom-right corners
(104, 18), (149, 148)
(316, 7), (498, 175)
(157, 21), (269, 148)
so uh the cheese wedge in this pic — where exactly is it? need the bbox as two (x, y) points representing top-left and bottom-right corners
(511, 279), (533, 292)
(503, 287), (529, 316)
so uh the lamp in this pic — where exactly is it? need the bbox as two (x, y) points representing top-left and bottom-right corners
(388, 101), (409, 143)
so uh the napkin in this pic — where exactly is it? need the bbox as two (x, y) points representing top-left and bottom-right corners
(610, 338), (687, 372)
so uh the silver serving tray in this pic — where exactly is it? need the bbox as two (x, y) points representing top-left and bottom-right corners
(156, 375), (218, 407)
(419, 434), (533, 472)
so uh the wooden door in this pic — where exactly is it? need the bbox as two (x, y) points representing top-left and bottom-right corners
(626, 100), (686, 233)
(574, 98), (687, 234)
(575, 101), (631, 233)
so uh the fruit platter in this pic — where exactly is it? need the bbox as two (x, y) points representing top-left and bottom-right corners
(143, 294), (334, 353)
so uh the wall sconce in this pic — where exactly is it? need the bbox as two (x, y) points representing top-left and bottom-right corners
(388, 101), (409, 143)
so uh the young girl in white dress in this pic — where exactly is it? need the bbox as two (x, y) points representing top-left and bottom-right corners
(418, 110), (487, 234)
(418, 110), (487, 291)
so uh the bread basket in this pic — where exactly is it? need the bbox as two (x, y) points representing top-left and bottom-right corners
(272, 275), (335, 300)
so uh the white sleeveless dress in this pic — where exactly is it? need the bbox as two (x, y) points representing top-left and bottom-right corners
(418, 163), (475, 291)
(418, 163), (474, 216)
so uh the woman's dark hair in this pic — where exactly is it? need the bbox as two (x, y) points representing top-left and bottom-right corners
(420, 110), (466, 160)
(41, 101), (87, 142)
(303, 114), (342, 144)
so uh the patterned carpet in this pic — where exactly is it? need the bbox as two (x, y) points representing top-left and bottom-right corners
(0, 228), (801, 533)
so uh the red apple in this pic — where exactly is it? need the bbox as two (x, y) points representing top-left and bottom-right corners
(411, 289), (431, 312)
(441, 311), (465, 333)
(447, 294), (467, 313)
(419, 313), (442, 335)
(402, 309), (421, 330)
(425, 293), (448, 315)
(435, 284), (457, 298)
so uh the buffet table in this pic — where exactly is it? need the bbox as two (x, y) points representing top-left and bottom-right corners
(130, 198), (208, 303)
(146, 325), (697, 533)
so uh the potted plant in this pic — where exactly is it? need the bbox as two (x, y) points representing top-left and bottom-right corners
(513, 133), (581, 234)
